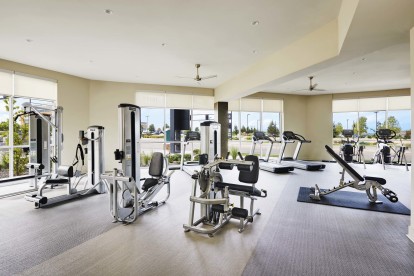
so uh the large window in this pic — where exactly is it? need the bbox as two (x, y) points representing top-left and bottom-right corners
(136, 92), (214, 164)
(229, 98), (283, 160)
(0, 70), (57, 180)
(332, 96), (411, 162)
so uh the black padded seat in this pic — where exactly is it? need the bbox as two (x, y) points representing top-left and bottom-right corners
(141, 178), (158, 191)
(215, 182), (262, 197)
(45, 178), (69, 184)
(364, 176), (386, 185)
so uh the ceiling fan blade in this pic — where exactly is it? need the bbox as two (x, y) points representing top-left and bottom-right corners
(312, 88), (326, 91)
(200, 75), (217, 80)
(176, 76), (194, 79)
(312, 83), (318, 89)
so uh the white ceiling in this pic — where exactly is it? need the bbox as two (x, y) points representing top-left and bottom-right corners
(0, 0), (413, 94)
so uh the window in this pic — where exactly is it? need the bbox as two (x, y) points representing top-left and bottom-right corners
(0, 70), (57, 180)
(136, 92), (214, 163)
(229, 98), (283, 159)
(332, 96), (411, 162)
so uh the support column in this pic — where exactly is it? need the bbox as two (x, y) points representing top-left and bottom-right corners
(409, 27), (414, 243)
(215, 102), (228, 158)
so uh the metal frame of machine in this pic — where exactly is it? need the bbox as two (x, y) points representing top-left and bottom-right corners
(183, 156), (266, 237)
(310, 145), (398, 204)
(250, 131), (294, 173)
(101, 104), (175, 224)
(278, 131), (325, 171)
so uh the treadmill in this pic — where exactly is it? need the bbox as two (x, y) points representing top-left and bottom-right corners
(279, 131), (325, 171)
(250, 132), (294, 173)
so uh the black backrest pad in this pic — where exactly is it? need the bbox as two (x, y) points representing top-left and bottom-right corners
(57, 165), (74, 177)
(239, 155), (259, 184)
(149, 152), (164, 177)
(324, 145), (364, 182)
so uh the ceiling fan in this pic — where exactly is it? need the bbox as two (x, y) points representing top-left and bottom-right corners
(306, 76), (325, 92)
(177, 64), (217, 83)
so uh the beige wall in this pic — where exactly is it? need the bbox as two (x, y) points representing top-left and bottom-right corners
(89, 80), (214, 170)
(249, 92), (332, 160)
(0, 59), (89, 166)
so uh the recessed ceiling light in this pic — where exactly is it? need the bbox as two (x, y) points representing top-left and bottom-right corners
(252, 50), (258, 54)
(104, 9), (113, 15)
(161, 43), (167, 47)
(362, 57), (366, 61)
(26, 39), (32, 43)
(251, 20), (260, 26)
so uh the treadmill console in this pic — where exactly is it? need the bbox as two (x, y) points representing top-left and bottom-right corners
(283, 131), (296, 140)
(253, 131), (269, 141)
(185, 131), (201, 142)
(342, 129), (354, 138)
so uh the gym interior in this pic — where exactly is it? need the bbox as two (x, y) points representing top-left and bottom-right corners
(1, 1), (414, 275)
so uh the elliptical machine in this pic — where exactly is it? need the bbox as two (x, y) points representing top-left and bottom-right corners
(101, 104), (175, 224)
(339, 129), (365, 168)
(373, 129), (395, 170)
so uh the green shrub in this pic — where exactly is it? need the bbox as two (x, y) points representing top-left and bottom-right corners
(184, 153), (191, 161)
(230, 147), (238, 160)
(193, 149), (200, 155)
(140, 152), (153, 166)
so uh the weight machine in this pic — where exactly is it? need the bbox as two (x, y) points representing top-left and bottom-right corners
(20, 102), (106, 207)
(183, 156), (266, 236)
(101, 104), (175, 224)
(310, 145), (398, 204)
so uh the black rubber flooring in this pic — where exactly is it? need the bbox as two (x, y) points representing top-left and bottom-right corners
(297, 186), (410, 215)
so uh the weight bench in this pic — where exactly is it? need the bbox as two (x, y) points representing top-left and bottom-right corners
(310, 145), (398, 204)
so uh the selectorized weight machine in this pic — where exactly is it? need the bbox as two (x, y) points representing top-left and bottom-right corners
(22, 102), (106, 207)
(101, 104), (175, 224)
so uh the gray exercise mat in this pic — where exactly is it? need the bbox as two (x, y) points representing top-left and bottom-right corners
(297, 186), (410, 215)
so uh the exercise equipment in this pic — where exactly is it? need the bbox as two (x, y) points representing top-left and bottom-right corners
(339, 129), (365, 168)
(310, 145), (398, 204)
(200, 121), (221, 161)
(249, 131), (294, 173)
(279, 131), (325, 171)
(15, 102), (64, 175)
(101, 104), (176, 223)
(180, 121), (221, 174)
(25, 125), (106, 208)
(179, 131), (202, 174)
(373, 129), (409, 171)
(183, 155), (267, 236)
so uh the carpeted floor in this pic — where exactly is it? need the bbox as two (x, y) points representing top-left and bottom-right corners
(0, 163), (412, 276)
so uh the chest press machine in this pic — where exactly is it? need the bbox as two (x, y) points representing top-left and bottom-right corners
(101, 104), (175, 224)
(183, 155), (267, 237)
(310, 145), (398, 204)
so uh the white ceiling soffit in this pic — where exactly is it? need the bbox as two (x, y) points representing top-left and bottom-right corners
(0, 0), (341, 88)
(261, 0), (414, 95)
